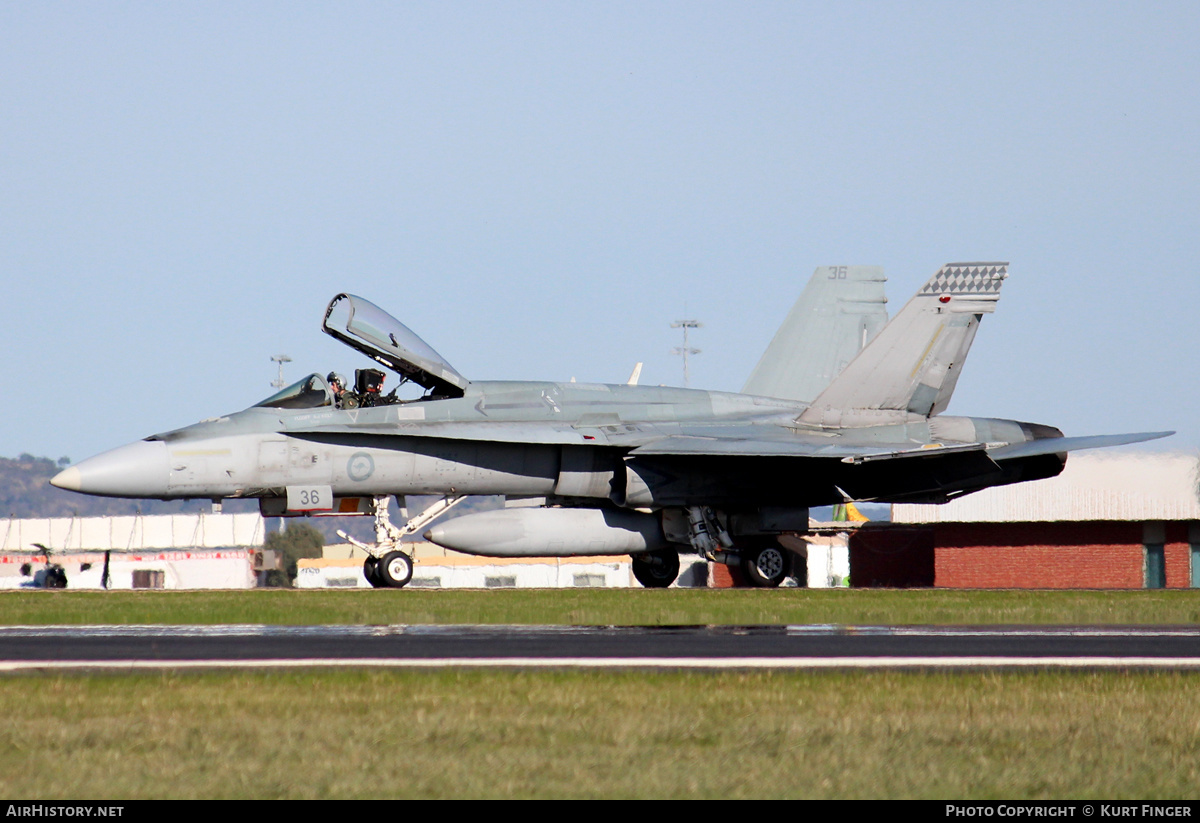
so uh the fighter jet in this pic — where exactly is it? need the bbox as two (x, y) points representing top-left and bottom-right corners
(52, 263), (1171, 588)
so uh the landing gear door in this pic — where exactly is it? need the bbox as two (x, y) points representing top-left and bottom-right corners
(322, 293), (469, 398)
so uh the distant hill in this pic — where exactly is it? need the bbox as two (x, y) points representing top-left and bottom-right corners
(0, 454), (258, 519)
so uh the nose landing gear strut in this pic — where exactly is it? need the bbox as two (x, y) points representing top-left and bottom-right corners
(339, 495), (466, 588)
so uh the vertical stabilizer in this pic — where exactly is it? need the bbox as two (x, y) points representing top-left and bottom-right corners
(742, 266), (888, 403)
(798, 262), (1008, 425)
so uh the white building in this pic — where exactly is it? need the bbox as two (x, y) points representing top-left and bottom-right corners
(0, 512), (265, 589)
(296, 541), (714, 589)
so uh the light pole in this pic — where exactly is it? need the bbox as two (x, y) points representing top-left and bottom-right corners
(270, 354), (292, 390)
(670, 320), (702, 387)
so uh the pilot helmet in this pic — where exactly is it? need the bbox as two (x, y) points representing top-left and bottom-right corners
(326, 372), (346, 392)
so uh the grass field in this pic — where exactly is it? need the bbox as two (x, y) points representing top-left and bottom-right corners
(3, 587), (1198, 799)
(2, 668), (1197, 799)
(1, 587), (1200, 626)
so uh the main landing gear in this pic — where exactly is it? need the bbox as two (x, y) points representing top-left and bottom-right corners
(631, 550), (681, 589)
(340, 494), (465, 589)
(681, 506), (792, 589)
(741, 538), (789, 588)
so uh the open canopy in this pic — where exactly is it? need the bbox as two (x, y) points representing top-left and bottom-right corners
(321, 293), (468, 398)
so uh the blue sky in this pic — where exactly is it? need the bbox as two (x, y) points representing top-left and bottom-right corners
(2, 2), (1197, 462)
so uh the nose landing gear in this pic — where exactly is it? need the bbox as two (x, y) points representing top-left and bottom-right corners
(341, 495), (465, 588)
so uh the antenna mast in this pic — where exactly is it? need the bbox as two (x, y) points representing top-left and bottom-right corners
(270, 354), (292, 389)
(670, 320), (702, 387)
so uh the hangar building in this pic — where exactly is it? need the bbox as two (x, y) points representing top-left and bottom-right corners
(855, 451), (1200, 589)
(0, 512), (263, 589)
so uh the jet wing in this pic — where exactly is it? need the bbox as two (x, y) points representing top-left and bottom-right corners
(287, 415), (986, 461)
(286, 415), (844, 450)
(286, 419), (599, 445)
(285, 414), (1173, 461)
(630, 435), (990, 460)
(629, 429), (1174, 461)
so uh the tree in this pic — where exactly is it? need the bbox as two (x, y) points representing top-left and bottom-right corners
(262, 523), (324, 587)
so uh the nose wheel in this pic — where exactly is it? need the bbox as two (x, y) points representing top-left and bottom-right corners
(363, 551), (414, 588)
(363, 555), (382, 588)
(378, 551), (414, 588)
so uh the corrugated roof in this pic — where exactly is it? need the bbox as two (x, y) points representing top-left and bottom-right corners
(892, 451), (1200, 523)
(0, 512), (266, 552)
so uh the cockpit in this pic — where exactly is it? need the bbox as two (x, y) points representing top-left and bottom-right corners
(254, 373), (333, 410)
(253, 368), (411, 411)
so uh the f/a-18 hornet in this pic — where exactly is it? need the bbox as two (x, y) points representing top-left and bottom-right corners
(53, 263), (1170, 587)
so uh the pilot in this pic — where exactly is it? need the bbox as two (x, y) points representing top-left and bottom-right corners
(327, 372), (353, 409)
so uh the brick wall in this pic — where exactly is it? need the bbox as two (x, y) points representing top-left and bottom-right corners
(1165, 523), (1192, 589)
(933, 522), (1200, 589)
(934, 522), (1143, 588)
(710, 562), (744, 588)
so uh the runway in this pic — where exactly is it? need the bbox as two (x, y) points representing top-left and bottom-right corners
(3, 624), (1200, 670)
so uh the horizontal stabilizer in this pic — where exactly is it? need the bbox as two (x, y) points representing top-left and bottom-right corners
(800, 263), (1008, 425)
(988, 431), (1174, 461)
(742, 266), (887, 403)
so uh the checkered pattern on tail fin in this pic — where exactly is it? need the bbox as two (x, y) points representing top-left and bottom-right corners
(919, 263), (1008, 296)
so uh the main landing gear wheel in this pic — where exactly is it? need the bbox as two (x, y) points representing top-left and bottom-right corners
(631, 550), (680, 589)
(742, 541), (788, 588)
(363, 556), (384, 588)
(376, 551), (414, 588)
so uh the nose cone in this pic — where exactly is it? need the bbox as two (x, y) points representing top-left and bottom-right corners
(51, 440), (169, 498)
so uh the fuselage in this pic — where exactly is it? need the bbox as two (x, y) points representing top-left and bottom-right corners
(51, 379), (1064, 508)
